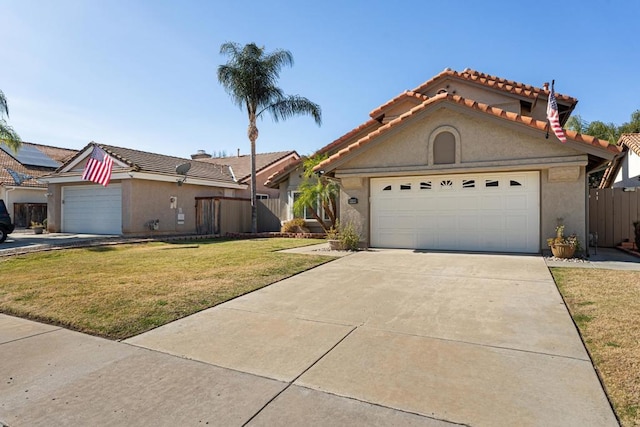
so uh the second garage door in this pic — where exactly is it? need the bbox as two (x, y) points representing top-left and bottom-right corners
(370, 172), (539, 253)
(62, 184), (122, 234)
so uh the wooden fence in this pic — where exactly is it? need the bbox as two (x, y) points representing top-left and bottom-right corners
(195, 197), (251, 235)
(589, 188), (640, 247)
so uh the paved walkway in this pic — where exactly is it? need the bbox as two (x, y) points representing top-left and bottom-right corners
(1, 250), (618, 426)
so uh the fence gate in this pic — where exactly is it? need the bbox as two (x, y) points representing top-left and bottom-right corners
(589, 188), (640, 247)
(195, 198), (220, 235)
(195, 197), (251, 235)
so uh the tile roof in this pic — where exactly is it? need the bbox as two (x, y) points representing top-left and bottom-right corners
(264, 119), (382, 187)
(55, 143), (239, 184)
(0, 142), (78, 188)
(599, 133), (640, 188)
(196, 151), (297, 182)
(369, 91), (429, 119)
(413, 68), (577, 104)
(313, 93), (619, 173)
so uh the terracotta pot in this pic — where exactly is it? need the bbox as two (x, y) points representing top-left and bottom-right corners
(551, 244), (575, 258)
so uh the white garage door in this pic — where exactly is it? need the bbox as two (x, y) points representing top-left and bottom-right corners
(371, 172), (539, 253)
(62, 184), (122, 234)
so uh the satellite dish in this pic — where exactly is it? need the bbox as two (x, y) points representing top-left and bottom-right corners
(176, 162), (191, 176)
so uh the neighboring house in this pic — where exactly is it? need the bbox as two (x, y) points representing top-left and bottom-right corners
(267, 68), (620, 253)
(599, 133), (640, 188)
(41, 143), (247, 235)
(0, 142), (77, 227)
(192, 149), (299, 199)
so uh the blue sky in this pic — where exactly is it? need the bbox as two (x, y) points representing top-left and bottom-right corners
(1, 0), (638, 159)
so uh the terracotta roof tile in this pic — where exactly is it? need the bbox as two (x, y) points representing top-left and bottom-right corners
(619, 133), (640, 154)
(369, 91), (429, 119)
(599, 133), (640, 188)
(412, 68), (577, 104)
(314, 93), (618, 173)
(0, 142), (78, 188)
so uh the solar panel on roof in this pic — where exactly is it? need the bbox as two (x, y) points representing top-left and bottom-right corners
(0, 143), (61, 168)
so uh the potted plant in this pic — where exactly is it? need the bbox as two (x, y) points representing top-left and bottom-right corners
(326, 225), (342, 250)
(547, 225), (580, 258)
(31, 221), (45, 234)
(326, 222), (361, 251)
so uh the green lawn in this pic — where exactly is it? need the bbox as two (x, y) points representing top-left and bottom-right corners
(552, 267), (640, 427)
(0, 238), (329, 340)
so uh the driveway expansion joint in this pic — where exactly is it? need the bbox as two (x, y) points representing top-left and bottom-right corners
(362, 324), (591, 362)
(0, 327), (63, 346)
(218, 306), (358, 327)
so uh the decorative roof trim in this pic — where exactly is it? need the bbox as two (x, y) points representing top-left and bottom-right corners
(313, 93), (619, 173)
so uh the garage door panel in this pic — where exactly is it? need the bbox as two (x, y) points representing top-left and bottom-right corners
(62, 185), (122, 235)
(371, 172), (539, 253)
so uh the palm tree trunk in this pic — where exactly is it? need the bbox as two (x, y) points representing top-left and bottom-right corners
(248, 115), (259, 233)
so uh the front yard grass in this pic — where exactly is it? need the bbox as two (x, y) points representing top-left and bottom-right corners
(552, 268), (640, 427)
(0, 238), (328, 340)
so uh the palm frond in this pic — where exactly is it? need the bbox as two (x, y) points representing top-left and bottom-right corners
(0, 90), (8, 118)
(0, 120), (21, 152)
(263, 95), (322, 125)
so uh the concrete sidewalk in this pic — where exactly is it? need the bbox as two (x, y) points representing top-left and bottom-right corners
(1, 251), (618, 426)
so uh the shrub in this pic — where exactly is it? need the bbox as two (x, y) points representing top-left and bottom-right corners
(281, 218), (309, 233)
(339, 222), (360, 251)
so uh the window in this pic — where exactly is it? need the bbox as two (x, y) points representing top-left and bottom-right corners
(440, 179), (453, 189)
(485, 179), (499, 188)
(462, 179), (475, 188)
(433, 132), (456, 164)
(428, 126), (461, 166)
(256, 194), (269, 200)
(291, 192), (331, 221)
(383, 185), (392, 191)
(510, 180), (522, 187)
(400, 183), (412, 190)
(420, 181), (432, 190)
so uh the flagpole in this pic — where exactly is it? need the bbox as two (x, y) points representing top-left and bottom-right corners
(545, 79), (555, 140)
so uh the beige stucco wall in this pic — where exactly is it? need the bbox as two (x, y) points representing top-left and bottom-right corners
(47, 179), (233, 235)
(343, 109), (578, 170)
(124, 180), (219, 234)
(541, 167), (586, 250)
(330, 107), (590, 251)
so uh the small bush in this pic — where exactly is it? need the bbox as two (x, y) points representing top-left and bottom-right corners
(281, 218), (309, 233)
(339, 222), (360, 251)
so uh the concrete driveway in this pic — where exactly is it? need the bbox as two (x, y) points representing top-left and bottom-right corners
(1, 250), (617, 426)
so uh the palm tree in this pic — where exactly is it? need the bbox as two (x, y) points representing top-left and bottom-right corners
(217, 42), (322, 233)
(0, 89), (21, 152)
(293, 154), (339, 232)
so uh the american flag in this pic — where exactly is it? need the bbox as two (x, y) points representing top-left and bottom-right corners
(82, 145), (113, 186)
(546, 87), (567, 143)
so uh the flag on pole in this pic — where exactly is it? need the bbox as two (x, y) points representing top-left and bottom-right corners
(82, 145), (113, 186)
(546, 84), (567, 143)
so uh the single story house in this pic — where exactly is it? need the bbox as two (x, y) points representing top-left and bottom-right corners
(41, 143), (248, 235)
(268, 68), (620, 253)
(0, 142), (77, 227)
(599, 133), (640, 188)
(192, 149), (299, 199)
